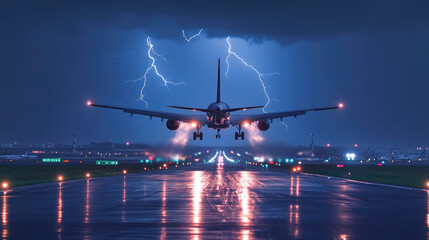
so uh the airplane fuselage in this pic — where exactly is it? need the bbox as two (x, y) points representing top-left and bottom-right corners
(206, 102), (231, 129)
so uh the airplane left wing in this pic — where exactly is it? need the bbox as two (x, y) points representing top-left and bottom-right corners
(88, 102), (207, 125)
(230, 104), (343, 126)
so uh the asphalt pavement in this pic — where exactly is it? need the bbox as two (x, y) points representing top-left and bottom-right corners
(1, 158), (428, 239)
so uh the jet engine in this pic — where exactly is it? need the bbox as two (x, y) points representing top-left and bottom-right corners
(257, 120), (270, 131)
(166, 120), (180, 130)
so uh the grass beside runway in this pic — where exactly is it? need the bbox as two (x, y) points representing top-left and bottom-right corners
(299, 164), (429, 189)
(0, 163), (177, 188)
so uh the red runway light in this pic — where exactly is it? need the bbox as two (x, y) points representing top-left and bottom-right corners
(327, 143), (330, 147)
(123, 170), (127, 174)
(86, 173), (91, 178)
(297, 167), (301, 171)
(2, 182), (8, 189)
(58, 176), (63, 181)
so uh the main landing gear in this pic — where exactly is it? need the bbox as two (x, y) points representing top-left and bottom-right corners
(235, 125), (245, 140)
(193, 125), (203, 140)
(216, 129), (221, 139)
(193, 131), (203, 140)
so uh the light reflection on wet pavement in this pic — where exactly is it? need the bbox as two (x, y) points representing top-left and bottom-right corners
(1, 162), (428, 239)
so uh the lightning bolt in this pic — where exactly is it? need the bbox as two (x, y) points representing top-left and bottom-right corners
(129, 36), (186, 107)
(281, 121), (289, 131)
(225, 37), (279, 113)
(182, 29), (203, 42)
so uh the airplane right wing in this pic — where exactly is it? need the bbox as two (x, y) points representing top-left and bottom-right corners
(230, 104), (343, 126)
(87, 102), (207, 125)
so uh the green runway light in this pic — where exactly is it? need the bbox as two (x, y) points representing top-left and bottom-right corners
(42, 158), (61, 163)
(96, 160), (118, 165)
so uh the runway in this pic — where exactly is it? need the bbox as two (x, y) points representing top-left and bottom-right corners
(1, 160), (428, 239)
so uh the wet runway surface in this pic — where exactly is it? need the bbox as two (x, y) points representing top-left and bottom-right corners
(2, 162), (429, 239)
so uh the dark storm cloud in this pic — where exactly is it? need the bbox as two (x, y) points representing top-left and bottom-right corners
(2, 0), (429, 44)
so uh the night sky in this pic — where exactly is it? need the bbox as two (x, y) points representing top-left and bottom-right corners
(1, 0), (428, 148)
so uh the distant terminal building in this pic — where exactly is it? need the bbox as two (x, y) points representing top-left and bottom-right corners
(89, 141), (114, 150)
(0, 144), (12, 148)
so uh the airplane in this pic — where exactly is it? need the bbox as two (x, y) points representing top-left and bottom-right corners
(87, 59), (343, 140)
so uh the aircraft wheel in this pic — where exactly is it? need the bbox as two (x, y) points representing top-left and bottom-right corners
(193, 132), (197, 140)
(241, 132), (245, 140)
(199, 132), (203, 140)
(235, 132), (239, 140)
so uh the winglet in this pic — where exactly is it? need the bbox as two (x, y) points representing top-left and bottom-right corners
(217, 58), (221, 103)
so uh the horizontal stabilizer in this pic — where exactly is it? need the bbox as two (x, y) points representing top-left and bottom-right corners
(224, 106), (265, 112)
(168, 106), (209, 112)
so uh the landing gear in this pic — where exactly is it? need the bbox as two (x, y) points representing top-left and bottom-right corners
(215, 129), (221, 139)
(235, 132), (244, 140)
(235, 125), (245, 140)
(193, 131), (203, 140)
(193, 125), (203, 140)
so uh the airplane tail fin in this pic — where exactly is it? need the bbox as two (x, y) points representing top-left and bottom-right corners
(217, 58), (221, 103)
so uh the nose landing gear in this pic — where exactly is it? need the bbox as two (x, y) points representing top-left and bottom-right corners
(235, 125), (245, 140)
(216, 129), (221, 139)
